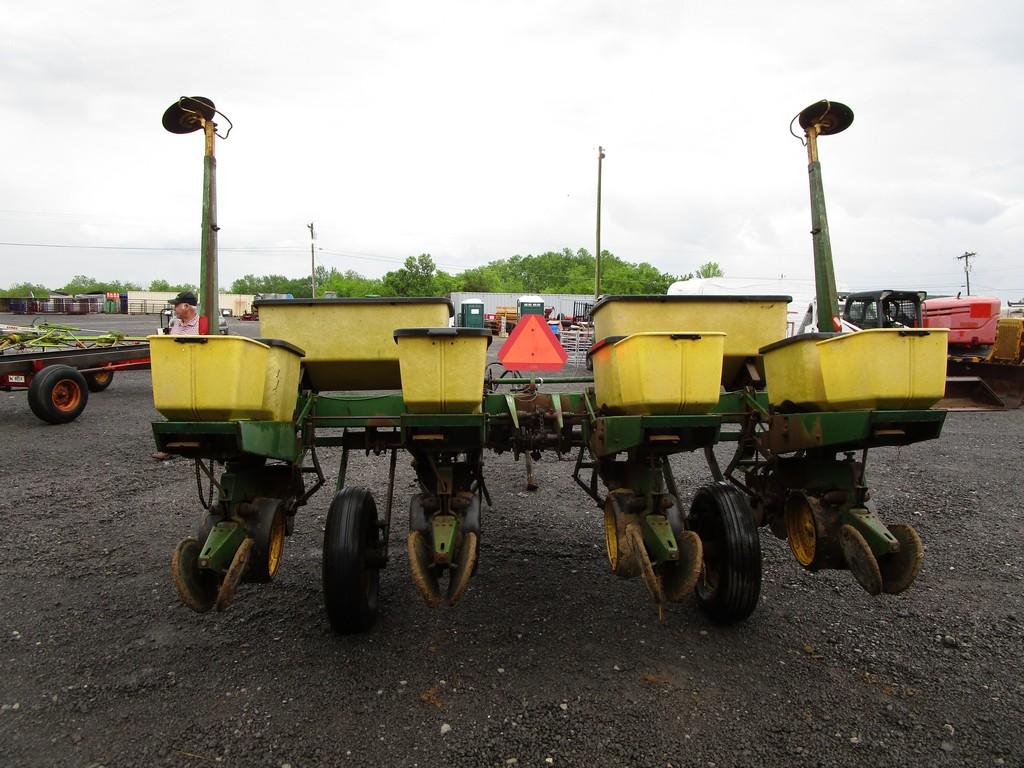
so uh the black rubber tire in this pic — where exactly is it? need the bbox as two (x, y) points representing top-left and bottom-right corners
(84, 370), (114, 392)
(245, 498), (286, 583)
(322, 487), (381, 634)
(690, 482), (763, 625)
(27, 365), (89, 424)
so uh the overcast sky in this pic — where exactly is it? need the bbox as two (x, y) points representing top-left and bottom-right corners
(2, 1), (1022, 301)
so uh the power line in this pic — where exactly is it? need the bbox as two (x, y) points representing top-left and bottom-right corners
(956, 251), (976, 295)
(317, 248), (426, 267)
(0, 241), (304, 253)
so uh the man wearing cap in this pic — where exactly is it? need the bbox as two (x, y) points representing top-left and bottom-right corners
(153, 291), (208, 460)
(165, 291), (209, 335)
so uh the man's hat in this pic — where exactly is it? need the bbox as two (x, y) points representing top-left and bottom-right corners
(172, 291), (198, 306)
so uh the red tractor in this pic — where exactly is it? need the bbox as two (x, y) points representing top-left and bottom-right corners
(841, 291), (1023, 408)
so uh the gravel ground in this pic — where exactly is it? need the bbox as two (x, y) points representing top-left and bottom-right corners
(1, 313), (1022, 767)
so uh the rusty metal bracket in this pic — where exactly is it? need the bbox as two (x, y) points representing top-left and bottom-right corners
(572, 444), (602, 507)
(842, 504), (899, 557)
(380, 449), (397, 564)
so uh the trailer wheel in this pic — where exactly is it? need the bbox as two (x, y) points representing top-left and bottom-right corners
(85, 370), (114, 392)
(690, 482), (762, 624)
(245, 498), (287, 583)
(323, 487), (381, 634)
(27, 365), (89, 424)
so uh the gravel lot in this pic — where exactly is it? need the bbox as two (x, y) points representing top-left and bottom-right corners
(1, 312), (1022, 767)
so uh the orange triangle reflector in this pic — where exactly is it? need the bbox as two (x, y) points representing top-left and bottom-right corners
(497, 314), (568, 371)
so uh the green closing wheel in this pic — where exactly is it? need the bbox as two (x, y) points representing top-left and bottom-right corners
(879, 523), (924, 594)
(661, 530), (703, 603)
(215, 537), (253, 611)
(408, 529), (479, 608)
(629, 524), (664, 605)
(447, 531), (478, 606)
(408, 530), (441, 608)
(171, 538), (218, 613)
(838, 524), (883, 596)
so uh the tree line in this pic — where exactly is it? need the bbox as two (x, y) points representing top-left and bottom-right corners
(1, 249), (723, 299)
(232, 249), (723, 297)
(0, 277), (197, 298)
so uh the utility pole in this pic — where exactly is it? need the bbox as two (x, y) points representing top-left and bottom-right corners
(308, 222), (317, 297)
(957, 251), (976, 296)
(595, 146), (605, 301)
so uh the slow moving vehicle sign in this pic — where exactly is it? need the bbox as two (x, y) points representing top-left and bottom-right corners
(497, 314), (567, 371)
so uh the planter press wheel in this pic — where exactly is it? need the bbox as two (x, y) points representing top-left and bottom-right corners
(322, 487), (381, 634)
(408, 530), (441, 608)
(27, 365), (89, 424)
(838, 524), (883, 595)
(661, 530), (703, 603)
(878, 523), (923, 594)
(407, 529), (479, 607)
(215, 538), (253, 611)
(628, 524), (664, 605)
(171, 537), (218, 613)
(85, 370), (114, 392)
(689, 482), (763, 625)
(245, 498), (287, 583)
(447, 531), (478, 606)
